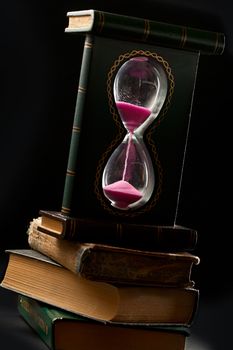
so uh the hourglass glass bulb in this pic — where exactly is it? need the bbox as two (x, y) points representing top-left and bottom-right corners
(102, 56), (168, 210)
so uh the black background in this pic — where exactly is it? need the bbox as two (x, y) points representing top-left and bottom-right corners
(0, 1), (232, 349)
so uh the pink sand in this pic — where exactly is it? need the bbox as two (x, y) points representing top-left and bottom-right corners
(103, 180), (142, 208)
(116, 101), (151, 132)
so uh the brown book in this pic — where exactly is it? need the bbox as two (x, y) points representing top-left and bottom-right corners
(18, 294), (190, 350)
(38, 210), (198, 251)
(28, 220), (200, 288)
(1, 249), (199, 325)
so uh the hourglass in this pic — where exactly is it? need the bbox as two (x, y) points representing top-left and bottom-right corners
(102, 56), (168, 210)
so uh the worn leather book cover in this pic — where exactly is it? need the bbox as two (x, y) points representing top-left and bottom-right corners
(27, 221), (200, 287)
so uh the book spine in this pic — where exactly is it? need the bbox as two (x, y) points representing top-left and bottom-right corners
(61, 34), (93, 215)
(68, 10), (225, 55)
(28, 226), (91, 275)
(17, 295), (54, 349)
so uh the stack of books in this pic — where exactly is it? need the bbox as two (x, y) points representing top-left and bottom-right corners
(0, 8), (225, 350)
(1, 212), (200, 350)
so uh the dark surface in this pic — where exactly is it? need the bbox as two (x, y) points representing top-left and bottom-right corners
(0, 1), (232, 349)
(0, 287), (47, 350)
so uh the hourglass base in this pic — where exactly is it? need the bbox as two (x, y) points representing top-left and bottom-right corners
(103, 180), (143, 209)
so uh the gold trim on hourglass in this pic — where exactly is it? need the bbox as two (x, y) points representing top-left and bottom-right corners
(94, 50), (175, 217)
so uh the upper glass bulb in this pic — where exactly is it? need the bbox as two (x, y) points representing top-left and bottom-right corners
(113, 56), (167, 133)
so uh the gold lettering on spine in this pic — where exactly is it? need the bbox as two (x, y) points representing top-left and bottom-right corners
(19, 297), (49, 335)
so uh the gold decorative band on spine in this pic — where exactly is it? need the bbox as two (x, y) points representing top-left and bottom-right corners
(97, 11), (104, 33)
(78, 86), (86, 93)
(84, 41), (93, 49)
(72, 126), (81, 133)
(67, 169), (76, 176)
(180, 27), (187, 49)
(61, 207), (71, 214)
(144, 20), (150, 41)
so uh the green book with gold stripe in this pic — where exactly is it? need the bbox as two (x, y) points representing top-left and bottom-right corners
(59, 8), (225, 228)
(65, 9), (225, 55)
(18, 294), (191, 350)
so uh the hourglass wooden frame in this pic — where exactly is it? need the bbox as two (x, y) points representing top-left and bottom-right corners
(95, 50), (175, 216)
(102, 56), (167, 211)
(60, 10), (225, 226)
